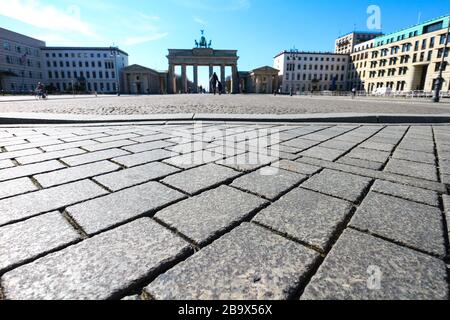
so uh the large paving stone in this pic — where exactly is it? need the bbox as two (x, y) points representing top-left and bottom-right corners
(282, 138), (321, 150)
(397, 139), (435, 153)
(164, 150), (225, 169)
(301, 169), (372, 202)
(34, 160), (120, 188)
(216, 153), (279, 172)
(301, 229), (447, 300)
(0, 180), (108, 227)
(346, 148), (391, 163)
(1, 218), (191, 300)
(94, 162), (180, 191)
(0, 159), (15, 169)
(83, 140), (136, 152)
(123, 140), (174, 153)
(113, 149), (174, 167)
(16, 148), (86, 165)
(67, 182), (185, 235)
(319, 140), (357, 151)
(254, 188), (352, 251)
(0, 148), (42, 161)
(272, 160), (321, 175)
(350, 192), (445, 257)
(0, 211), (80, 273)
(61, 148), (129, 166)
(94, 133), (140, 143)
(384, 159), (438, 181)
(145, 223), (319, 300)
(337, 156), (384, 170)
(0, 160), (65, 182)
(155, 185), (268, 246)
(162, 163), (240, 195)
(231, 168), (305, 200)
(42, 140), (98, 152)
(5, 139), (63, 152)
(371, 180), (439, 207)
(393, 149), (435, 165)
(358, 141), (396, 152)
(443, 195), (450, 249)
(0, 177), (37, 200)
(300, 146), (347, 161)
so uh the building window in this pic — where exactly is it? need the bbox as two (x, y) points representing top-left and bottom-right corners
(430, 37), (435, 48)
(423, 21), (443, 34)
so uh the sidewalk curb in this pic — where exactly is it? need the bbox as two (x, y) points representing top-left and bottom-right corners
(0, 112), (450, 125)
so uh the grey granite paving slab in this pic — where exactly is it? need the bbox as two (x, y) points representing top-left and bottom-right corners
(350, 192), (445, 257)
(300, 146), (347, 161)
(216, 153), (279, 172)
(371, 180), (439, 207)
(0, 160), (65, 182)
(397, 140), (435, 153)
(272, 160), (321, 175)
(0, 159), (14, 169)
(254, 188), (352, 251)
(393, 149), (436, 165)
(145, 223), (319, 300)
(282, 138), (321, 150)
(439, 159), (450, 176)
(34, 160), (120, 188)
(0, 177), (38, 200)
(319, 140), (357, 151)
(94, 133), (140, 143)
(346, 148), (391, 163)
(67, 182), (185, 235)
(0, 211), (80, 273)
(5, 140), (63, 152)
(0, 148), (42, 161)
(231, 167), (306, 200)
(122, 140), (174, 153)
(16, 148), (86, 165)
(113, 149), (174, 168)
(94, 162), (179, 191)
(301, 169), (372, 202)
(337, 156), (384, 170)
(301, 229), (447, 300)
(155, 185), (268, 246)
(358, 141), (396, 152)
(83, 140), (137, 152)
(1, 218), (191, 300)
(62, 148), (129, 166)
(162, 163), (240, 195)
(42, 140), (98, 152)
(384, 158), (438, 181)
(0, 180), (108, 227)
(443, 195), (450, 249)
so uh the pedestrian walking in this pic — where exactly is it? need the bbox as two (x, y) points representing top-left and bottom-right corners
(210, 72), (219, 95)
(217, 81), (223, 95)
(352, 87), (357, 99)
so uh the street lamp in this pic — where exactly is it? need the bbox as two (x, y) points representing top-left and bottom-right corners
(433, 22), (450, 103)
(110, 46), (121, 96)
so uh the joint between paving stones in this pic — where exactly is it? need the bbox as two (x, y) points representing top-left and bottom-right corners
(61, 209), (89, 239)
(349, 225), (445, 259)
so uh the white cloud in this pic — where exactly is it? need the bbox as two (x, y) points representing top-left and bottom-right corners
(0, 0), (96, 37)
(194, 16), (207, 25)
(124, 32), (169, 46)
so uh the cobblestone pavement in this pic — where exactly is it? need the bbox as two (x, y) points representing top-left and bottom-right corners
(1, 94), (450, 115)
(0, 121), (449, 300)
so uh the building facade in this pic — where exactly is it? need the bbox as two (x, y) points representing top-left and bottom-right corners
(274, 51), (349, 94)
(121, 64), (167, 94)
(335, 31), (383, 54)
(238, 66), (280, 93)
(41, 47), (129, 94)
(348, 14), (450, 93)
(0, 27), (45, 93)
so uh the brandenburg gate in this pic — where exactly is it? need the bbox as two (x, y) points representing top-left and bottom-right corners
(167, 31), (239, 94)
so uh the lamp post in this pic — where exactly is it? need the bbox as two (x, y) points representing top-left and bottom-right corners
(433, 22), (450, 102)
(110, 46), (121, 96)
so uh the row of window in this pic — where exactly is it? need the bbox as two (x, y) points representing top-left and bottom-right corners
(285, 73), (345, 81)
(46, 60), (115, 69)
(2, 41), (40, 57)
(45, 52), (110, 59)
(286, 63), (346, 72)
(286, 55), (346, 63)
(47, 70), (116, 80)
(285, 84), (345, 92)
(4, 55), (41, 68)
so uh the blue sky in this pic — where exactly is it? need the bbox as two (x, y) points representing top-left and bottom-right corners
(1, 0), (449, 87)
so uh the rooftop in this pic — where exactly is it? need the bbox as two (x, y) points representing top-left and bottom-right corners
(42, 47), (129, 56)
(274, 50), (349, 59)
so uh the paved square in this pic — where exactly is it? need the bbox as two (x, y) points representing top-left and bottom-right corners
(0, 121), (449, 301)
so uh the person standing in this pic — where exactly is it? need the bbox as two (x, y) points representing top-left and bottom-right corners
(352, 87), (357, 99)
(217, 81), (223, 95)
